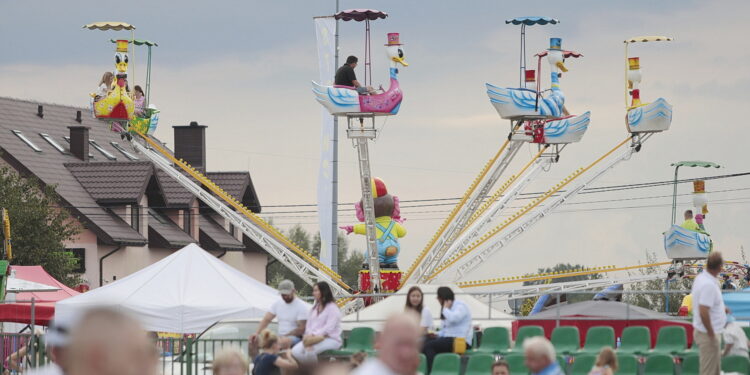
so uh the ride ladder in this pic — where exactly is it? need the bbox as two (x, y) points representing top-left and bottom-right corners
(130, 132), (356, 303)
(345, 115), (381, 294)
(428, 134), (654, 283)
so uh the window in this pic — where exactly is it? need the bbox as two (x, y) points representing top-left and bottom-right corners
(89, 140), (116, 160)
(183, 209), (192, 235)
(131, 205), (140, 232)
(228, 223), (236, 237)
(39, 133), (66, 154)
(63, 136), (94, 158)
(12, 130), (42, 152)
(111, 142), (139, 160)
(67, 248), (86, 273)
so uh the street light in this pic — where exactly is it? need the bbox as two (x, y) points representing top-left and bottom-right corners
(670, 161), (721, 225)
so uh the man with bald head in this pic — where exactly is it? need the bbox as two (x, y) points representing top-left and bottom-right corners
(64, 308), (158, 375)
(353, 311), (423, 375)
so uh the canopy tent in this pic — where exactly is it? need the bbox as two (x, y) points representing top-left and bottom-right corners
(342, 284), (513, 331)
(0, 266), (79, 325)
(724, 288), (750, 320)
(55, 243), (278, 333)
(515, 300), (693, 346)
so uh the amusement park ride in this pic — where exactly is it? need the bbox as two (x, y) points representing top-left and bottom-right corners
(81, 13), (744, 313)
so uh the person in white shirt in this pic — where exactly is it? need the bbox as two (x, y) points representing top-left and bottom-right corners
(251, 280), (309, 350)
(353, 312), (422, 375)
(691, 251), (728, 375)
(722, 316), (749, 359)
(404, 286), (433, 335)
(422, 287), (473, 372)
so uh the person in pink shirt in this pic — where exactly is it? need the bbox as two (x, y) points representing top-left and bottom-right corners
(290, 282), (342, 364)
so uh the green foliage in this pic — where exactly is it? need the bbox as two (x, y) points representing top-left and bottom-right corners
(0, 168), (81, 286)
(624, 251), (692, 314)
(266, 225), (364, 296)
(516, 263), (603, 316)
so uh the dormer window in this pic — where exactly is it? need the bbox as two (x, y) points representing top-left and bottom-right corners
(12, 130), (42, 152)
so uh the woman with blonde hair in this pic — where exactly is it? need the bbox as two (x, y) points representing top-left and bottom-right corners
(588, 347), (617, 375)
(212, 348), (249, 375)
(253, 330), (298, 375)
(94, 72), (114, 100)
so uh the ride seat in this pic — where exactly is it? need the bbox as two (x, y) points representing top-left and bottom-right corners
(333, 85), (356, 89)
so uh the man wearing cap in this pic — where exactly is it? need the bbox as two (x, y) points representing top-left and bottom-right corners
(251, 280), (309, 350)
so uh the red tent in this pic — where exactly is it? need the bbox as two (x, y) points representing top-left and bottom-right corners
(0, 266), (80, 325)
(513, 300), (693, 347)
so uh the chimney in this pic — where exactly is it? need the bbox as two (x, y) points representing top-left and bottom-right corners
(75, 110), (82, 123)
(68, 126), (90, 161)
(173, 121), (207, 172)
(37, 105), (43, 118)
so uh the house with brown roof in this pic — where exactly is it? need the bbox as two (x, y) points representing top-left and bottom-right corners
(0, 97), (268, 286)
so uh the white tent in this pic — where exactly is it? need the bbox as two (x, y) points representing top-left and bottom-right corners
(55, 243), (278, 333)
(342, 284), (513, 331)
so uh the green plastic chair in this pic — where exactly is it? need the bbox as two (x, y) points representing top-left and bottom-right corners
(681, 354), (699, 375)
(643, 354), (674, 375)
(614, 353), (638, 375)
(326, 327), (374, 355)
(557, 355), (569, 374)
(570, 354), (596, 375)
(465, 354), (495, 375)
(417, 353), (426, 375)
(722, 355), (750, 374)
(467, 327), (510, 355)
(504, 354), (529, 375)
(504, 325), (545, 355)
(743, 326), (750, 340)
(551, 326), (581, 355)
(430, 353), (460, 375)
(575, 326), (615, 356)
(646, 326), (686, 356)
(617, 326), (651, 355)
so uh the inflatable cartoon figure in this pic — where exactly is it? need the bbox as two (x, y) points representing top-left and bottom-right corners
(341, 177), (406, 267)
(93, 40), (135, 122)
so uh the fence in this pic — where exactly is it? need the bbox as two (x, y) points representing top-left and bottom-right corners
(0, 289), (747, 375)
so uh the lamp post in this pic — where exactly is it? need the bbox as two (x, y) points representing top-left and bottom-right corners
(670, 161), (721, 225)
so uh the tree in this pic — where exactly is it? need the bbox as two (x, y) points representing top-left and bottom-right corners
(266, 225), (364, 296)
(0, 168), (81, 286)
(624, 251), (692, 314)
(516, 263), (602, 316)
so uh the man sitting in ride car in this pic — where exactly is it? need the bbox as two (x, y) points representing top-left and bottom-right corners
(681, 210), (700, 231)
(335, 56), (376, 95)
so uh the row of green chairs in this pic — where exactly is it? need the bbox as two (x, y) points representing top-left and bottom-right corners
(682, 354), (750, 375)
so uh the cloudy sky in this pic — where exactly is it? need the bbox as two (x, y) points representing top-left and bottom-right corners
(1, 1), (748, 287)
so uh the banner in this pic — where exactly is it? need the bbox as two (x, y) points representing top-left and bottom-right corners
(314, 17), (336, 268)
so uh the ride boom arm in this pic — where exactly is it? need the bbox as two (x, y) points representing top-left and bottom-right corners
(440, 135), (649, 283)
(131, 135), (352, 299)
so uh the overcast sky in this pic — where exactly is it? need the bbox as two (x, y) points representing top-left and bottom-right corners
(1, 1), (747, 287)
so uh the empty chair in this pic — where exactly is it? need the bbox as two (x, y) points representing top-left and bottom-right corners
(464, 354), (495, 375)
(504, 354), (530, 375)
(327, 327), (375, 355)
(467, 327), (510, 355)
(646, 326), (686, 356)
(722, 355), (750, 374)
(505, 325), (545, 355)
(643, 354), (674, 375)
(617, 326), (651, 356)
(576, 326), (615, 356)
(551, 326), (581, 355)
(430, 353), (460, 375)
(681, 354), (699, 375)
(614, 353), (638, 375)
(417, 353), (426, 375)
(570, 354), (596, 375)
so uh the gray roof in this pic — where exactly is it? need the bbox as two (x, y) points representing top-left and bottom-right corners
(66, 161), (154, 203)
(528, 300), (675, 320)
(199, 215), (245, 251)
(206, 172), (261, 213)
(148, 209), (194, 249)
(0, 97), (262, 250)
